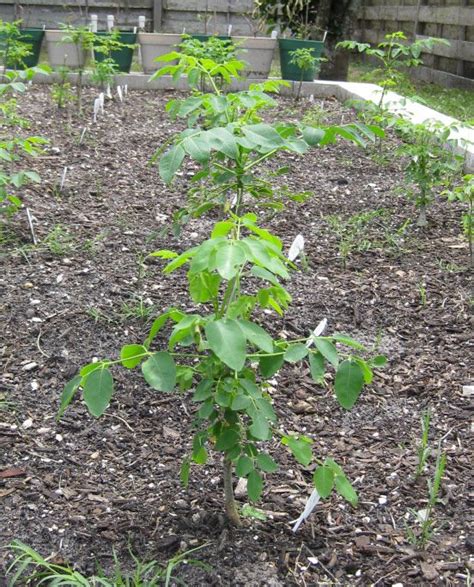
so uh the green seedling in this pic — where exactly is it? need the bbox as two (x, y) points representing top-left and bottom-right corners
(326, 209), (384, 269)
(443, 174), (474, 267)
(51, 65), (75, 110)
(59, 25), (95, 114)
(289, 47), (326, 102)
(58, 212), (386, 525)
(0, 19), (32, 69)
(337, 32), (450, 108)
(408, 446), (447, 549)
(92, 30), (137, 92)
(395, 119), (463, 227)
(7, 540), (211, 586)
(416, 409), (431, 478)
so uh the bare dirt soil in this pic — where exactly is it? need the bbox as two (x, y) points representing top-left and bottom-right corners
(1, 87), (472, 585)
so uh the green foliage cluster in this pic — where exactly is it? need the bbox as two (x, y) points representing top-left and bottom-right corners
(337, 32), (450, 107)
(0, 68), (48, 216)
(443, 174), (474, 266)
(0, 19), (32, 69)
(58, 44), (387, 525)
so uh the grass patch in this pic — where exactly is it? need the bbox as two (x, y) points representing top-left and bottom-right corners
(349, 59), (474, 123)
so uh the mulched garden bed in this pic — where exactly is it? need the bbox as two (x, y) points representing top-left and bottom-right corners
(0, 86), (472, 585)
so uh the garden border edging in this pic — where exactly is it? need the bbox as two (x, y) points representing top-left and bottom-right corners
(31, 72), (474, 172)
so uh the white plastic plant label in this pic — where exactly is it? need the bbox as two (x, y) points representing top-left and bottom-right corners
(117, 86), (123, 102)
(90, 14), (98, 33)
(305, 318), (328, 348)
(288, 234), (305, 261)
(292, 488), (321, 532)
(228, 24), (233, 36)
(138, 16), (146, 30)
(107, 15), (114, 31)
(60, 166), (68, 191)
(93, 98), (101, 122)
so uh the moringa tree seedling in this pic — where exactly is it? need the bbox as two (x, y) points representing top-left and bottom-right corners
(443, 174), (474, 267)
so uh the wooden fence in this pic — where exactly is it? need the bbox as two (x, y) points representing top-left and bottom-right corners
(0, 0), (255, 35)
(358, 1), (474, 90)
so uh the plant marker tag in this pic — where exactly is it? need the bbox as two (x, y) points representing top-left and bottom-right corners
(138, 16), (146, 30)
(106, 85), (112, 99)
(305, 318), (328, 348)
(107, 15), (114, 32)
(288, 234), (304, 262)
(60, 166), (68, 191)
(308, 94), (314, 103)
(117, 85), (123, 102)
(271, 30), (278, 39)
(292, 488), (321, 532)
(93, 98), (101, 122)
(90, 14), (98, 33)
(322, 30), (328, 43)
(26, 208), (37, 245)
(99, 93), (105, 112)
(124, 85), (128, 96)
(228, 24), (233, 36)
(79, 127), (87, 144)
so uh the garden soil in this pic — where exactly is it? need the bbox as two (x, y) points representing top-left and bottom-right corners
(0, 88), (472, 585)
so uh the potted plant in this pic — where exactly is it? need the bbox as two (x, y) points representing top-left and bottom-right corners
(0, 19), (44, 69)
(93, 29), (137, 73)
(254, 0), (325, 81)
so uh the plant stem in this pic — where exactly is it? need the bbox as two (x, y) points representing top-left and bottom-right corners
(223, 458), (241, 526)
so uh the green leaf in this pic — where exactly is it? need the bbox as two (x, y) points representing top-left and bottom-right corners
(241, 504), (266, 520)
(332, 334), (367, 351)
(314, 339), (339, 367)
(259, 350), (284, 378)
(256, 453), (278, 473)
(238, 320), (273, 353)
(302, 126), (325, 146)
(211, 221), (234, 238)
(231, 394), (251, 411)
(249, 414), (270, 440)
(205, 319), (246, 371)
(207, 127), (239, 159)
(57, 375), (81, 420)
(334, 473), (358, 506)
(120, 344), (147, 369)
(236, 455), (254, 477)
(149, 249), (178, 259)
(247, 470), (263, 502)
(282, 435), (312, 467)
(309, 352), (325, 384)
(83, 368), (114, 418)
(141, 351), (176, 392)
(284, 343), (309, 363)
(215, 241), (247, 280)
(215, 428), (240, 451)
(313, 465), (335, 498)
(193, 446), (208, 464)
(183, 133), (211, 164)
(334, 360), (365, 410)
(372, 355), (387, 367)
(180, 458), (190, 487)
(193, 379), (213, 402)
(159, 144), (185, 184)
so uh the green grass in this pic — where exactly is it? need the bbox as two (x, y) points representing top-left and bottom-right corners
(348, 59), (474, 123)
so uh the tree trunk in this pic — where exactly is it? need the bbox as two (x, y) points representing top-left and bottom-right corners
(317, 0), (364, 81)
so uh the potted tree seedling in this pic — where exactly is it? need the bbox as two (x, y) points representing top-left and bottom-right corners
(289, 47), (326, 101)
(0, 19), (38, 70)
(254, 0), (325, 81)
(94, 28), (137, 73)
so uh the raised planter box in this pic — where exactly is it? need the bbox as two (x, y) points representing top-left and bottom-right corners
(45, 30), (87, 69)
(232, 37), (277, 79)
(138, 32), (182, 75)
